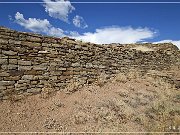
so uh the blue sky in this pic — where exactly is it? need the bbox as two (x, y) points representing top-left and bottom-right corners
(0, 0), (180, 48)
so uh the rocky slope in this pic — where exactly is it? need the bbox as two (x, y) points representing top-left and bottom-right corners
(0, 66), (180, 133)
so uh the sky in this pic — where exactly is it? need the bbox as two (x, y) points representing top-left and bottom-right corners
(0, 0), (180, 48)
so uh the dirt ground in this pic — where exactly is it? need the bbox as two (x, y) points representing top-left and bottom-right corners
(0, 68), (179, 134)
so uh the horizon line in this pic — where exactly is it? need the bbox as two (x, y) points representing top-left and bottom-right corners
(1, 1), (180, 4)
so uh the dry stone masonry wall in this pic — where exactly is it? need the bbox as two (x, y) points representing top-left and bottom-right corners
(0, 26), (179, 99)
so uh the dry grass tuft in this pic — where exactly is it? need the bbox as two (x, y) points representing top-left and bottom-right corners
(114, 73), (128, 83)
(126, 69), (142, 80)
(64, 79), (82, 94)
(40, 85), (56, 99)
(96, 72), (109, 87)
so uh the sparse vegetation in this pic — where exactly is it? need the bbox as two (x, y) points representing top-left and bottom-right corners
(40, 85), (57, 99)
(96, 72), (109, 87)
(64, 79), (82, 94)
(0, 67), (179, 133)
(114, 73), (128, 83)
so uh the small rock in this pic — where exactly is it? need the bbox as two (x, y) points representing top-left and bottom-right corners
(22, 75), (34, 80)
(0, 81), (15, 86)
(18, 60), (32, 66)
(2, 50), (17, 56)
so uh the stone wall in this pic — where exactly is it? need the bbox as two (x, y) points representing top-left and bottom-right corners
(0, 26), (179, 99)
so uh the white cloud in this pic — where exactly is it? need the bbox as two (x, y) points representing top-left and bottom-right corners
(73, 15), (88, 29)
(14, 12), (64, 37)
(13, 14), (157, 45)
(73, 26), (156, 44)
(69, 31), (80, 37)
(43, 0), (75, 23)
(153, 40), (180, 49)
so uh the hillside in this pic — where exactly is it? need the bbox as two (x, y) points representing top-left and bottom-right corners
(0, 27), (179, 133)
(0, 68), (180, 133)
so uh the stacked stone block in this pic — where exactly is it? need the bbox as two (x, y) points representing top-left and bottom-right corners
(0, 26), (179, 99)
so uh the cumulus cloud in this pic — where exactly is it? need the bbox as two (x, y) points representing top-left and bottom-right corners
(43, 0), (75, 23)
(14, 12), (64, 37)
(153, 40), (180, 49)
(73, 15), (88, 29)
(73, 26), (156, 44)
(13, 14), (157, 45)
